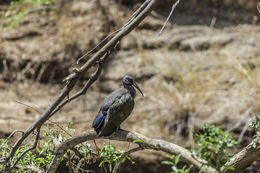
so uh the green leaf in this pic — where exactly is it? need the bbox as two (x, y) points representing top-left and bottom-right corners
(36, 146), (40, 153)
(161, 160), (174, 166)
(175, 154), (181, 165)
(133, 139), (143, 143)
(98, 161), (104, 167)
(224, 165), (235, 170)
(109, 163), (112, 172)
(172, 166), (178, 172)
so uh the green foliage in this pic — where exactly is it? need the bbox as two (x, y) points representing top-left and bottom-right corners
(192, 124), (236, 172)
(75, 143), (93, 158)
(2, 0), (55, 29)
(249, 116), (260, 148)
(161, 154), (193, 173)
(99, 144), (131, 172)
(0, 136), (54, 172)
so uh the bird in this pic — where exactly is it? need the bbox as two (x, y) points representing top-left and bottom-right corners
(92, 75), (144, 137)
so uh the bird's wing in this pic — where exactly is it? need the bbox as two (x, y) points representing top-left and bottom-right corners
(99, 92), (133, 136)
(92, 109), (105, 134)
(92, 104), (109, 134)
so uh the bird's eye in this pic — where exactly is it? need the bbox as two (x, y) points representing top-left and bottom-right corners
(123, 75), (134, 85)
(126, 79), (131, 84)
(127, 78), (133, 84)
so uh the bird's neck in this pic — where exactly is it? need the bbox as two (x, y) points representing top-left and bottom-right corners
(123, 84), (136, 97)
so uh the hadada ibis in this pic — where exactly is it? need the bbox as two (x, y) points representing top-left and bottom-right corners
(92, 75), (144, 136)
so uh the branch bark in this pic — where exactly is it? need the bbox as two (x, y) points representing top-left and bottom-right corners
(221, 132), (260, 173)
(47, 129), (217, 173)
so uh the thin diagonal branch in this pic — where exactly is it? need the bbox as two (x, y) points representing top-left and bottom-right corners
(5, 77), (78, 171)
(0, 130), (24, 151)
(51, 53), (108, 116)
(10, 127), (40, 171)
(112, 147), (144, 173)
(63, 0), (158, 82)
(13, 100), (73, 137)
(158, 0), (180, 35)
(75, 0), (151, 65)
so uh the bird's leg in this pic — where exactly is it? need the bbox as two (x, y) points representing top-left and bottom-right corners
(116, 126), (121, 131)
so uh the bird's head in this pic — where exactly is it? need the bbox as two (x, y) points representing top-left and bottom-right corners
(122, 75), (144, 97)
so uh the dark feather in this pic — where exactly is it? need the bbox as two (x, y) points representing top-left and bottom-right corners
(92, 109), (106, 134)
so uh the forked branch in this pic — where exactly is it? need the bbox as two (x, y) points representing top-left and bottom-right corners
(47, 130), (217, 173)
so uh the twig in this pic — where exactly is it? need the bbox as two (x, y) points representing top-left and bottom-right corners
(229, 106), (252, 132)
(51, 53), (108, 116)
(67, 151), (73, 173)
(14, 99), (98, 160)
(75, 158), (84, 172)
(238, 117), (254, 143)
(64, 0), (158, 83)
(47, 129), (217, 173)
(5, 76), (78, 172)
(112, 147), (144, 173)
(0, 130), (24, 151)
(93, 139), (99, 155)
(9, 127), (40, 171)
(123, 0), (151, 27)
(13, 100), (73, 137)
(75, 31), (119, 65)
(221, 131), (260, 173)
(74, 0), (151, 65)
(158, 0), (180, 35)
(72, 160), (94, 173)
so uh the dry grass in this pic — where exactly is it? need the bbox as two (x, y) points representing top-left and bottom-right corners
(130, 48), (260, 147)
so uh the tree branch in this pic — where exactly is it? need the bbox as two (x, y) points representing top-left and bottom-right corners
(3, 0), (159, 170)
(10, 127), (40, 171)
(112, 146), (144, 173)
(0, 130), (24, 151)
(221, 132), (260, 173)
(47, 130), (217, 173)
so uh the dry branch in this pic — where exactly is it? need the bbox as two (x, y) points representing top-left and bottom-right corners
(47, 129), (217, 173)
(2, 0), (160, 171)
(49, 129), (260, 173)
(10, 128), (40, 170)
(221, 132), (260, 173)
(112, 146), (144, 173)
(0, 130), (24, 151)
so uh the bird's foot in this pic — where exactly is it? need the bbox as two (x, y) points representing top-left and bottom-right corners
(116, 126), (122, 131)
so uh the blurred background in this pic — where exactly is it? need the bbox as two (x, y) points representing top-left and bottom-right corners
(0, 0), (260, 172)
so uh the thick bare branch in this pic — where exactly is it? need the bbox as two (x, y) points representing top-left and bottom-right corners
(221, 132), (260, 173)
(47, 130), (217, 173)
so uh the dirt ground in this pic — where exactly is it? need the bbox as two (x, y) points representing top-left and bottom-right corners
(0, 0), (260, 172)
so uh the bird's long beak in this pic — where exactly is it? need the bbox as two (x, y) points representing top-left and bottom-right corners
(133, 81), (144, 97)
